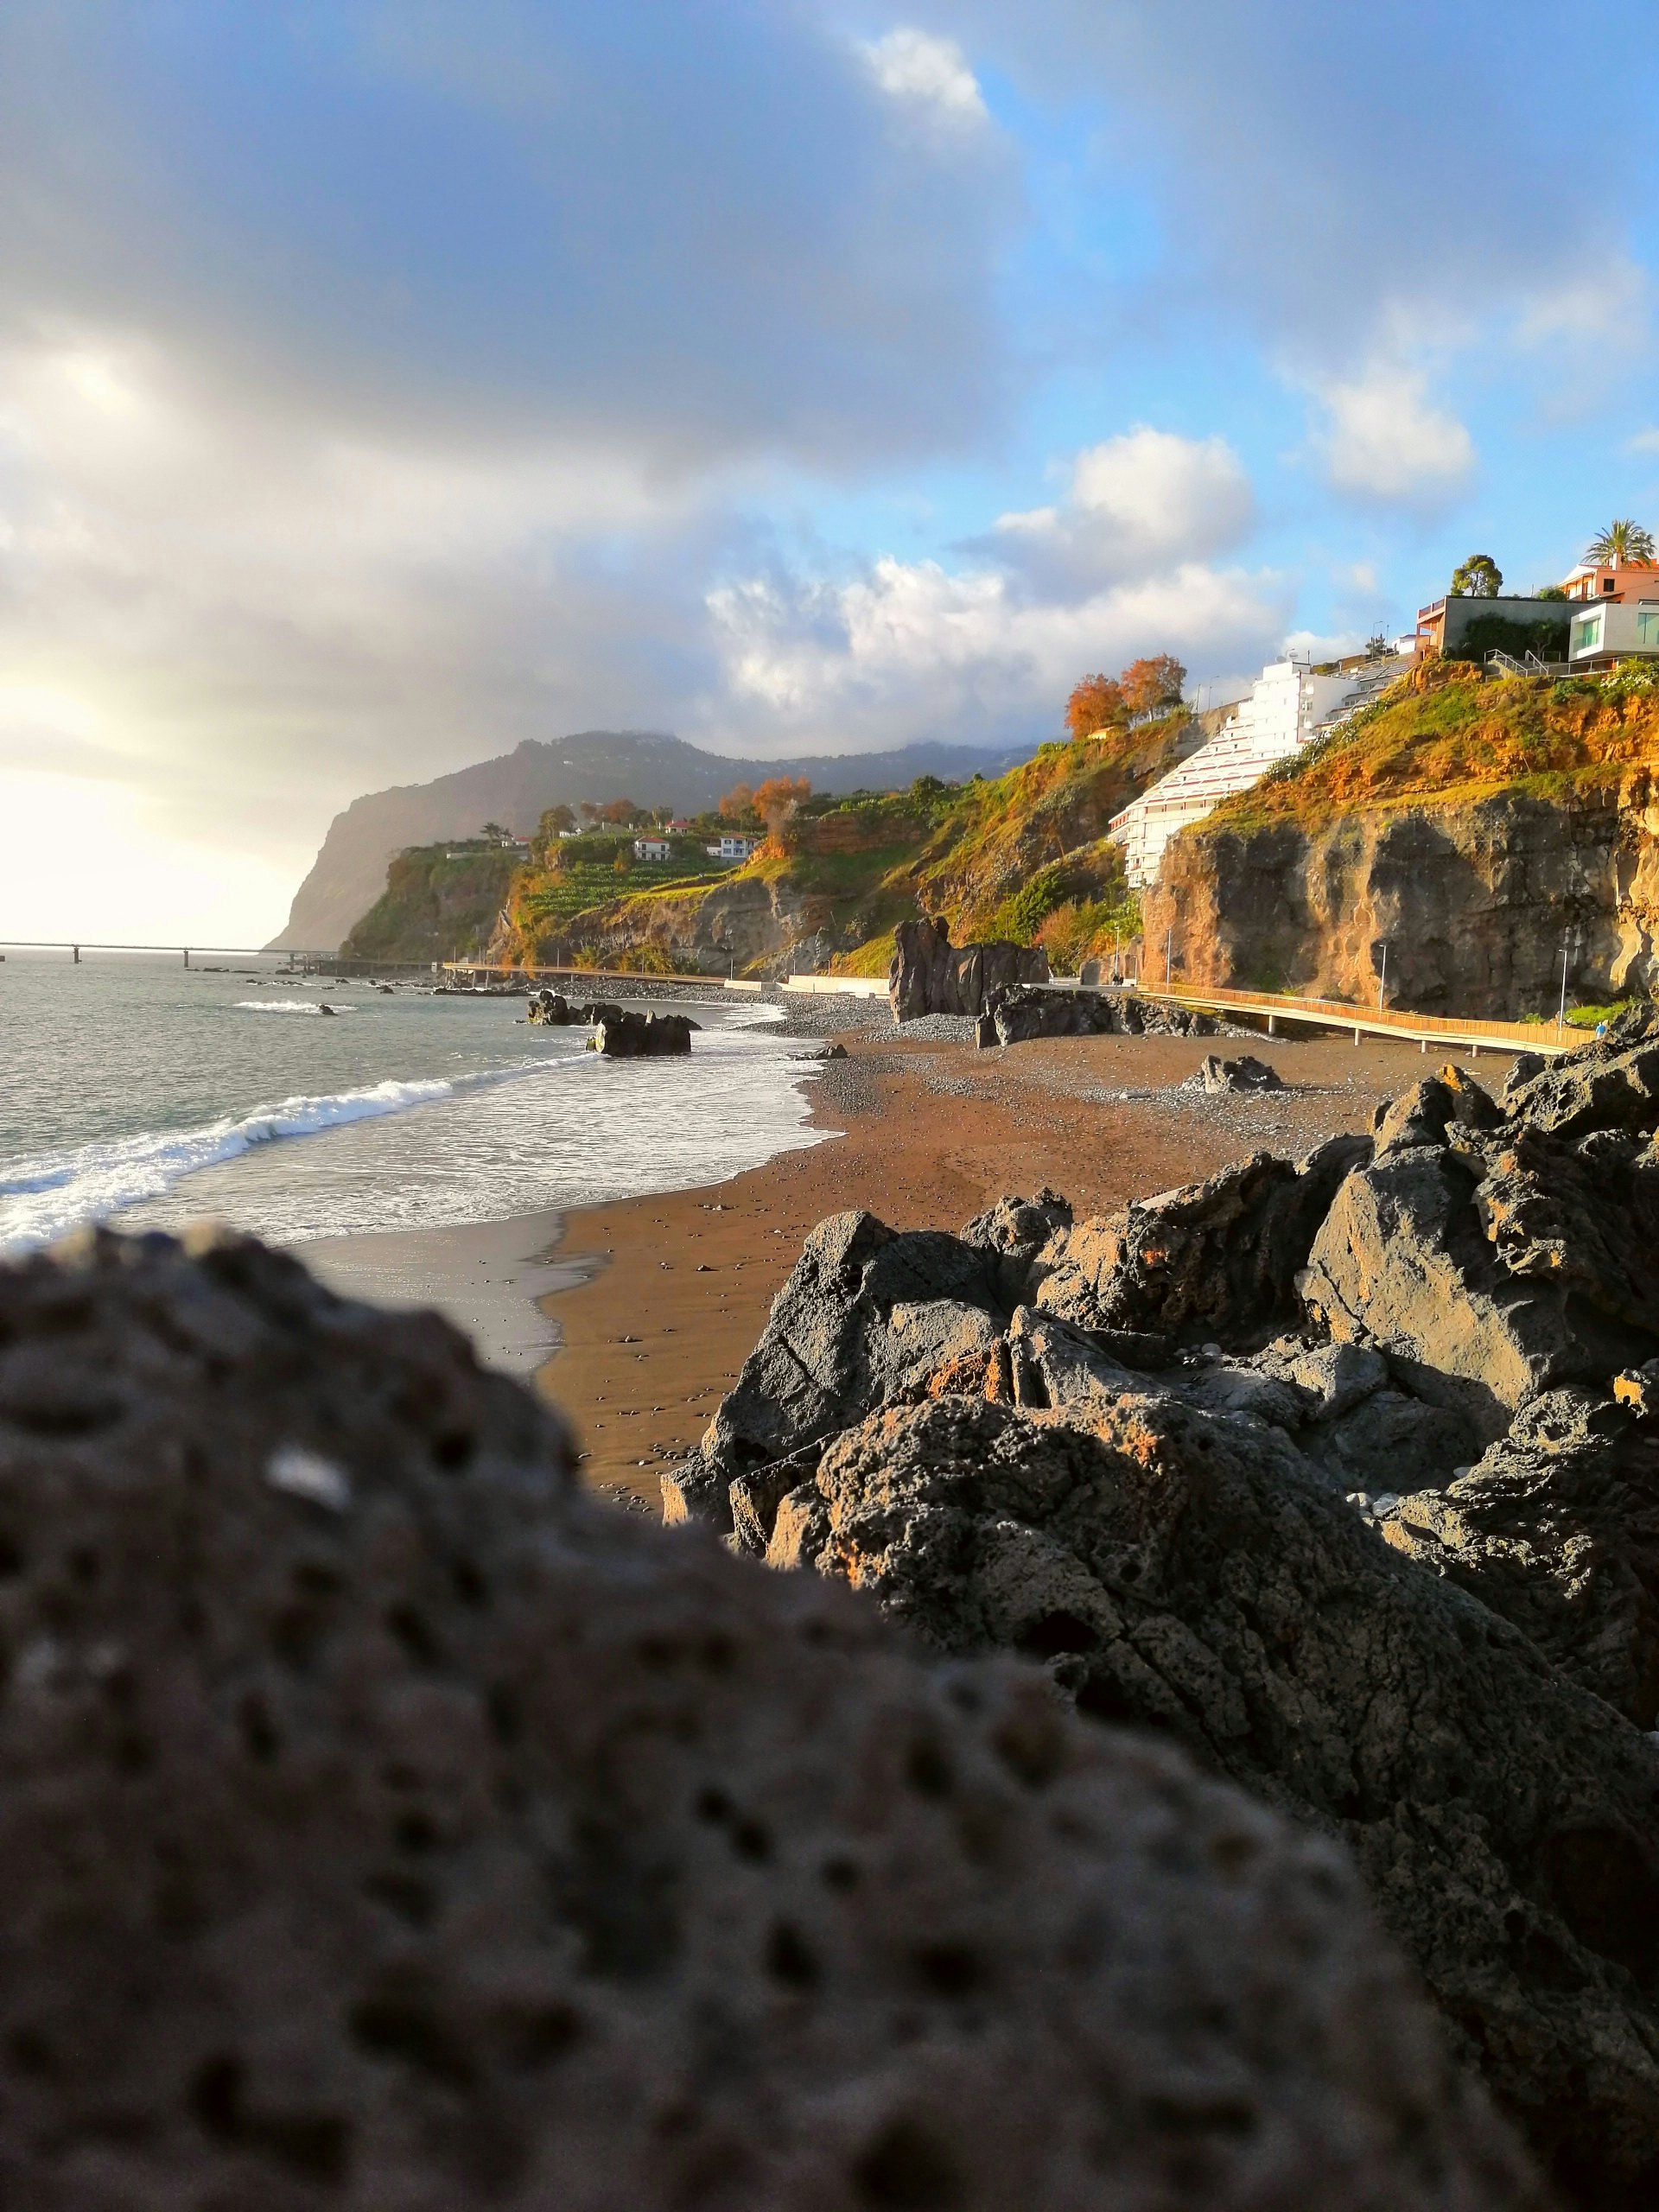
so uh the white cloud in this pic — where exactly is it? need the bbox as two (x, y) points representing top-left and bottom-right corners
(1516, 257), (1651, 355)
(707, 552), (1286, 738)
(1630, 428), (1659, 456)
(1309, 361), (1475, 505)
(861, 28), (988, 125)
(994, 426), (1255, 591)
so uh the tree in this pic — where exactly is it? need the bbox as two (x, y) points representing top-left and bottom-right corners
(1119, 654), (1186, 717)
(719, 782), (757, 823)
(481, 820), (507, 840)
(578, 801), (601, 826)
(1450, 554), (1503, 598)
(752, 774), (810, 836)
(1533, 585), (1567, 601)
(1365, 632), (1389, 658)
(1065, 673), (1125, 740)
(1585, 518), (1656, 567)
(599, 797), (639, 825)
(537, 804), (575, 839)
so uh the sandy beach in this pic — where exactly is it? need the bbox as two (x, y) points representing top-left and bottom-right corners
(302, 1010), (1526, 1509)
(519, 1016), (1506, 1507)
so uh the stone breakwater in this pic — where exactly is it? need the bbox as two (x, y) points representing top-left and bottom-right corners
(667, 1005), (1659, 2209)
(0, 1230), (1543, 2209)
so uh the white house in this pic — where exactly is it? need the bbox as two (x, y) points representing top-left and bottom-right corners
(1109, 656), (1402, 887)
(1567, 598), (1659, 672)
(708, 833), (762, 861)
(632, 836), (673, 862)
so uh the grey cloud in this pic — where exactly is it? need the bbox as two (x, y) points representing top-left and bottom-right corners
(0, 1), (1018, 473)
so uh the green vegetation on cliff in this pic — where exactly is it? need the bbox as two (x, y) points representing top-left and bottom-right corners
(340, 843), (520, 963)
(490, 714), (1197, 975)
(1205, 657), (1659, 834)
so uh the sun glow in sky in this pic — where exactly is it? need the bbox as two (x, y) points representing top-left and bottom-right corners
(1, 2), (1656, 944)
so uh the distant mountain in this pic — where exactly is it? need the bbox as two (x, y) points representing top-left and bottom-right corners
(269, 731), (1030, 950)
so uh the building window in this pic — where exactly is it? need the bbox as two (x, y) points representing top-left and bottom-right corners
(1603, 577), (1618, 594)
(1637, 607), (1659, 648)
(1573, 613), (1603, 655)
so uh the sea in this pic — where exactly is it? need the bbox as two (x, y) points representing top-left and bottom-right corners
(0, 955), (830, 1259)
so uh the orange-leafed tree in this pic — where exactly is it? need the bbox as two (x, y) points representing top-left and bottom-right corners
(1065, 673), (1126, 741)
(598, 797), (640, 825)
(1119, 654), (1186, 718)
(752, 774), (811, 837)
(719, 782), (757, 823)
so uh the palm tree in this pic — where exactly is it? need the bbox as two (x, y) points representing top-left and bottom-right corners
(1584, 518), (1656, 567)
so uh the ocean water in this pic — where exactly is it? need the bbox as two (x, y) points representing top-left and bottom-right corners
(0, 955), (830, 1255)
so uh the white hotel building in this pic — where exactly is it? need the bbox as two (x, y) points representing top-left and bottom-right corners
(1109, 656), (1406, 887)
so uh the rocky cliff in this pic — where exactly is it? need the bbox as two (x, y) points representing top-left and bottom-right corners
(270, 733), (1024, 953)
(487, 721), (1198, 978)
(1141, 663), (1659, 1017)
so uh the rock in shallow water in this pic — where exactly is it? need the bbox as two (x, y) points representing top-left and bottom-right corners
(0, 1226), (1548, 2210)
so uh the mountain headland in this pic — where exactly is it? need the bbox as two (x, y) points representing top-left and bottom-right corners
(270, 732), (1031, 953)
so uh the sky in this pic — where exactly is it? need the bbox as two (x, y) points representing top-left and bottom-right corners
(2, 2), (1657, 944)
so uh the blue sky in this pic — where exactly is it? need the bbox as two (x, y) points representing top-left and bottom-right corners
(2, 1), (1657, 938)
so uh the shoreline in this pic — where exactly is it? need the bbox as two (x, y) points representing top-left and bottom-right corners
(299, 1012), (1530, 1513)
(527, 1020), (1490, 1506)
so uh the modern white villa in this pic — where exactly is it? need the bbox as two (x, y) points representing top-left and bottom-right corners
(1108, 654), (1408, 887)
(1566, 589), (1659, 672)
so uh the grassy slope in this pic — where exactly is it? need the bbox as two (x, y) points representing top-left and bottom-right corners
(357, 715), (1198, 972)
(340, 845), (518, 963)
(590, 717), (1193, 976)
(1202, 659), (1659, 835)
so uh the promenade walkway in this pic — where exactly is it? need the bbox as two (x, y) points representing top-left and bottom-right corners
(1134, 981), (1577, 1059)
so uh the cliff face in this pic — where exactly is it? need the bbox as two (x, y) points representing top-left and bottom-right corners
(269, 733), (1023, 952)
(1143, 772), (1659, 1014)
(547, 874), (836, 976)
(1141, 663), (1659, 1017)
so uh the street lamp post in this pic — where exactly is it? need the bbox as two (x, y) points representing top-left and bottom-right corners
(1377, 941), (1388, 1012)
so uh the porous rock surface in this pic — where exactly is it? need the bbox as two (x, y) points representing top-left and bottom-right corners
(0, 1229), (1544, 2211)
(769, 1389), (1659, 2206)
(689, 1010), (1659, 2202)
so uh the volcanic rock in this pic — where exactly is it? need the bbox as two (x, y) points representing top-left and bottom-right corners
(663, 1211), (1004, 1533)
(589, 1010), (695, 1057)
(1032, 1135), (1371, 1349)
(1302, 1084), (1659, 1442)
(0, 1228), (1549, 2212)
(779, 1389), (1659, 2204)
(1187, 1052), (1284, 1094)
(975, 982), (1224, 1048)
(887, 918), (1049, 1021)
(1377, 1386), (1659, 1727)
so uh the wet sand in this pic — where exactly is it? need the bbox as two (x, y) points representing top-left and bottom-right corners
(532, 1022), (1500, 1507)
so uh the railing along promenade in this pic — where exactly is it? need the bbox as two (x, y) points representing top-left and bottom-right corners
(1135, 981), (1576, 1058)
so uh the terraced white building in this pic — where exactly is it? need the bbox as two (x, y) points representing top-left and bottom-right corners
(1109, 655), (1408, 887)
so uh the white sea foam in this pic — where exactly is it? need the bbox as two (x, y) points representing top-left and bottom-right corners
(234, 1000), (353, 1014)
(0, 1073), (476, 1253)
